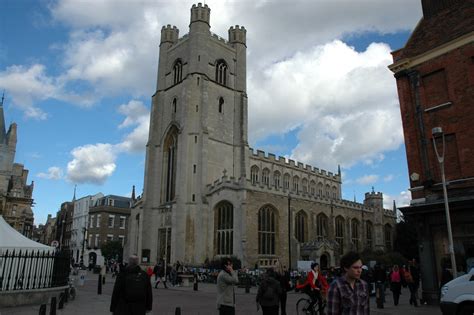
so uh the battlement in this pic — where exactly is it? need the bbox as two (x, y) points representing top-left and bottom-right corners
(206, 173), (242, 193)
(249, 147), (340, 180)
(364, 191), (383, 199)
(211, 32), (228, 44)
(228, 25), (246, 45)
(190, 3), (210, 27)
(161, 25), (179, 44)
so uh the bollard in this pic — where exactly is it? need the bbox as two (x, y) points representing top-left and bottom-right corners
(375, 282), (384, 309)
(39, 304), (46, 315)
(245, 278), (250, 294)
(98, 274), (102, 295)
(58, 292), (64, 309)
(193, 274), (198, 291)
(64, 288), (69, 303)
(50, 297), (57, 315)
(175, 307), (181, 315)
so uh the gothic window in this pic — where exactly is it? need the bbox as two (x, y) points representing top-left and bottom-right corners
(351, 219), (360, 252)
(258, 205), (277, 255)
(292, 176), (299, 192)
(325, 184), (331, 197)
(366, 221), (373, 250)
(163, 127), (178, 202)
(385, 224), (392, 251)
(215, 59), (227, 85)
(215, 201), (233, 255)
(251, 166), (259, 185)
(310, 180), (316, 195)
(302, 178), (308, 193)
(219, 97), (224, 113)
(295, 210), (307, 243)
(316, 213), (328, 241)
(318, 183), (323, 197)
(335, 216), (345, 255)
(173, 59), (182, 84)
(262, 168), (270, 186)
(173, 98), (177, 113)
(332, 186), (338, 199)
(273, 171), (281, 189)
(283, 174), (290, 190)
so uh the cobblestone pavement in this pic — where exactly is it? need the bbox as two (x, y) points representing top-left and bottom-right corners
(0, 272), (442, 315)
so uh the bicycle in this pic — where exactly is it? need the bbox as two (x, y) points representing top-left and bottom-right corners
(296, 294), (326, 315)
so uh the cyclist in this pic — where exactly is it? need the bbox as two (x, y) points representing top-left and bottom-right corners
(296, 262), (328, 314)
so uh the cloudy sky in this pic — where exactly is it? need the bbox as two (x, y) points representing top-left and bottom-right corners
(0, 0), (422, 225)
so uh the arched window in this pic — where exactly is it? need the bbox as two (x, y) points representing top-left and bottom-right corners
(325, 184), (331, 197)
(163, 127), (178, 202)
(215, 59), (227, 85)
(215, 201), (233, 255)
(273, 171), (281, 189)
(335, 216), (345, 255)
(292, 176), (299, 192)
(366, 221), (373, 250)
(302, 178), (308, 193)
(385, 224), (392, 251)
(173, 59), (182, 84)
(351, 219), (360, 252)
(310, 180), (316, 195)
(318, 183), (323, 197)
(283, 174), (290, 190)
(218, 97), (224, 113)
(332, 186), (338, 199)
(316, 213), (328, 241)
(250, 166), (259, 185)
(262, 168), (270, 186)
(172, 98), (177, 113)
(258, 205), (277, 255)
(295, 210), (307, 243)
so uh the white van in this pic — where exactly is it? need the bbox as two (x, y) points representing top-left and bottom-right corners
(440, 268), (474, 315)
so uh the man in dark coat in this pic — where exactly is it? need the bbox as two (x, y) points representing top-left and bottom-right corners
(110, 255), (153, 315)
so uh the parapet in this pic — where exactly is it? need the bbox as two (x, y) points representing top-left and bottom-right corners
(190, 3), (210, 26)
(161, 25), (179, 45)
(228, 25), (246, 45)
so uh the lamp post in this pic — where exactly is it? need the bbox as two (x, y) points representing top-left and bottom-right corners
(81, 227), (87, 265)
(288, 193), (292, 270)
(432, 127), (457, 278)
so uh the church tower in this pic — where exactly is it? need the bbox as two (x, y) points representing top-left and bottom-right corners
(130, 3), (248, 264)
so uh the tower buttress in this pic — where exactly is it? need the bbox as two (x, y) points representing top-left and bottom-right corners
(157, 25), (179, 91)
(190, 3), (210, 34)
(228, 25), (247, 92)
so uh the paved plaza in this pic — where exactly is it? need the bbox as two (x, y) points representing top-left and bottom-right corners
(0, 272), (442, 315)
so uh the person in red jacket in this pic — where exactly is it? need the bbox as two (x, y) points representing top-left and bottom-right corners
(297, 262), (329, 313)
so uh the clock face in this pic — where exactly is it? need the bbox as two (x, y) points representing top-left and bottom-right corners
(410, 172), (419, 181)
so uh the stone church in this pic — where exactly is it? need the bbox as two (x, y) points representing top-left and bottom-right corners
(126, 3), (397, 269)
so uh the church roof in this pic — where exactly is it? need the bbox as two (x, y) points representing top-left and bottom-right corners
(0, 215), (53, 252)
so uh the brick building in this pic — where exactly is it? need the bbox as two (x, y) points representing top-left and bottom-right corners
(56, 201), (74, 251)
(87, 195), (131, 250)
(389, 0), (474, 303)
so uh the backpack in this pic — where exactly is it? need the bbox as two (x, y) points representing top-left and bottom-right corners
(404, 271), (413, 283)
(124, 269), (148, 302)
(262, 284), (275, 301)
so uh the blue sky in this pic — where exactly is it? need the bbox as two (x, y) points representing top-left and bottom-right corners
(0, 0), (423, 225)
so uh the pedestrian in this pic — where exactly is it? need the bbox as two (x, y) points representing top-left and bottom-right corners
(153, 262), (160, 287)
(407, 259), (420, 307)
(256, 268), (282, 315)
(170, 265), (178, 286)
(216, 257), (239, 315)
(373, 263), (387, 304)
(156, 262), (168, 289)
(327, 251), (369, 315)
(389, 265), (402, 306)
(110, 255), (153, 315)
(274, 261), (292, 315)
(296, 262), (328, 314)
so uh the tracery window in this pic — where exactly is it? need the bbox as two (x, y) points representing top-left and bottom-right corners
(318, 183), (323, 197)
(283, 174), (290, 190)
(216, 201), (233, 255)
(293, 176), (299, 192)
(351, 219), (360, 252)
(310, 180), (316, 195)
(215, 60), (227, 85)
(316, 213), (328, 241)
(335, 216), (345, 255)
(173, 59), (182, 84)
(332, 186), (338, 199)
(250, 166), (259, 185)
(163, 127), (178, 202)
(295, 210), (307, 243)
(366, 221), (373, 250)
(262, 168), (270, 186)
(326, 184), (331, 197)
(385, 224), (392, 251)
(302, 178), (308, 193)
(273, 171), (281, 189)
(258, 205), (277, 255)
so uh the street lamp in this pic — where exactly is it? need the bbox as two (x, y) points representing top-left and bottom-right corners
(288, 194), (292, 270)
(432, 127), (457, 278)
(81, 227), (87, 265)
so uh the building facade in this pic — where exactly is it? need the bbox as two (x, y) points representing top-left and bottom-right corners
(70, 193), (104, 262)
(55, 201), (74, 251)
(87, 195), (131, 251)
(0, 98), (34, 237)
(389, 0), (474, 303)
(126, 4), (397, 268)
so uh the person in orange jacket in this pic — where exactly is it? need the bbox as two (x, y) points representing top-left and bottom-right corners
(296, 262), (329, 313)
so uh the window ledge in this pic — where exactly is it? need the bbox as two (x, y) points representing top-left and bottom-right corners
(424, 101), (452, 112)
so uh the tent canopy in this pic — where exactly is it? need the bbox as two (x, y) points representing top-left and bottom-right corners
(0, 215), (53, 252)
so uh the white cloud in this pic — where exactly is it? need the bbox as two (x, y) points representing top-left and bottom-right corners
(37, 167), (64, 180)
(383, 190), (411, 209)
(116, 100), (150, 153)
(66, 143), (117, 184)
(117, 100), (149, 129)
(384, 174), (395, 182)
(356, 174), (379, 185)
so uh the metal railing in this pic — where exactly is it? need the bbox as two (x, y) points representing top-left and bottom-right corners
(0, 249), (70, 291)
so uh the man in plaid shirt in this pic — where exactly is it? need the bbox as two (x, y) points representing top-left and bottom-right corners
(327, 252), (370, 315)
